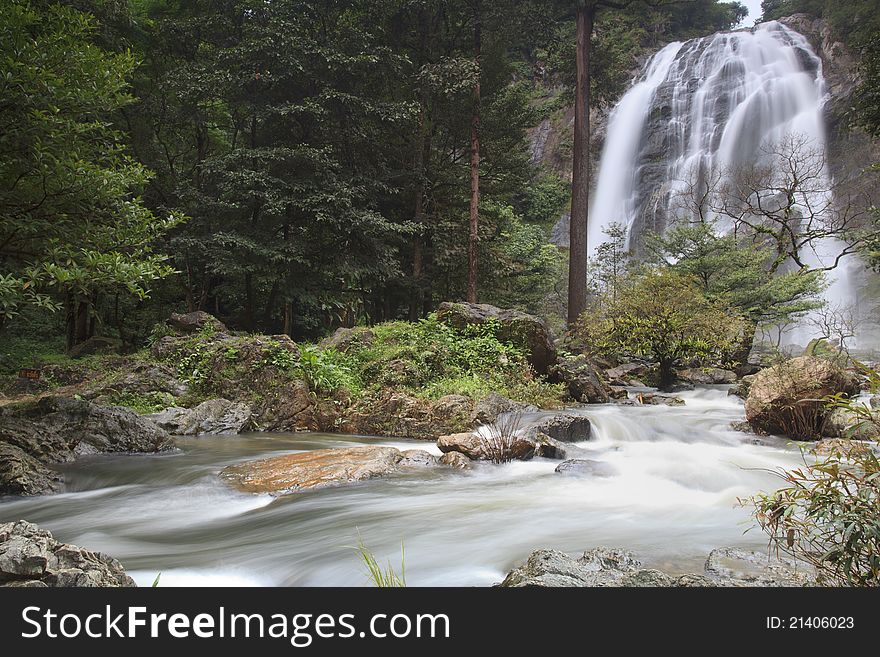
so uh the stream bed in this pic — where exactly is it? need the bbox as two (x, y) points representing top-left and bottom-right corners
(0, 387), (805, 586)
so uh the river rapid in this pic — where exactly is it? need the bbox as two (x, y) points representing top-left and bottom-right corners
(0, 387), (806, 586)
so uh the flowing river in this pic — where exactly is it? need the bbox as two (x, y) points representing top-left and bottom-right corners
(0, 387), (805, 586)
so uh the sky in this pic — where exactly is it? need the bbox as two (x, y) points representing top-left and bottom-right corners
(741, 0), (763, 26)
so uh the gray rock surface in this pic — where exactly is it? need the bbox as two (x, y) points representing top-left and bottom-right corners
(554, 459), (617, 477)
(0, 520), (135, 587)
(148, 398), (253, 436)
(499, 545), (815, 587)
(0, 396), (172, 496)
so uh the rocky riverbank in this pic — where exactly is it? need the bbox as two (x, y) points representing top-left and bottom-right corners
(499, 546), (816, 587)
(0, 521), (135, 587)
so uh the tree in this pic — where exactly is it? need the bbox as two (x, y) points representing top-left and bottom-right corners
(591, 221), (632, 301)
(708, 134), (875, 274)
(0, 0), (181, 346)
(574, 268), (747, 390)
(563, 0), (743, 325)
(646, 221), (826, 359)
(467, 0), (482, 303)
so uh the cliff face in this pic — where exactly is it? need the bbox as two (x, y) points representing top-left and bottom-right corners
(779, 14), (879, 186)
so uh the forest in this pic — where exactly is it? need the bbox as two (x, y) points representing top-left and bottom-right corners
(1, 0), (879, 590)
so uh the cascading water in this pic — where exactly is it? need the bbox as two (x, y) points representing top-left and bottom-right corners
(590, 21), (861, 345)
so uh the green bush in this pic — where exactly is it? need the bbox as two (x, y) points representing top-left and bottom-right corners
(746, 381), (880, 587)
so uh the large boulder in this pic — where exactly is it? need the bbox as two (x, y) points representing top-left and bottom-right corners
(745, 356), (860, 438)
(0, 521), (135, 587)
(676, 368), (737, 385)
(525, 414), (592, 443)
(167, 311), (227, 334)
(147, 398), (253, 436)
(0, 444), (62, 497)
(220, 446), (405, 495)
(0, 397), (173, 496)
(548, 354), (610, 404)
(0, 396), (173, 461)
(341, 391), (472, 440)
(436, 302), (557, 374)
(437, 431), (537, 461)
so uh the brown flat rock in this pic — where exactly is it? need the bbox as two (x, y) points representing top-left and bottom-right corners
(220, 446), (404, 495)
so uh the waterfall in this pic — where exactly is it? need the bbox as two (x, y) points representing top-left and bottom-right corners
(591, 20), (861, 347)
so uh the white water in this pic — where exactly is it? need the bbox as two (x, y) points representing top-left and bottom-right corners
(590, 21), (860, 344)
(0, 388), (807, 586)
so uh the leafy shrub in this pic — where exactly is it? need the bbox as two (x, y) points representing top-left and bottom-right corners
(746, 379), (880, 587)
(107, 390), (175, 414)
(294, 344), (359, 394)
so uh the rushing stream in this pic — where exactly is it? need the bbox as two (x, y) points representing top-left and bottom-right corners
(0, 387), (806, 586)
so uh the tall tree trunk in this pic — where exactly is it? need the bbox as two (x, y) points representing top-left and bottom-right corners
(567, 4), (594, 326)
(658, 358), (675, 393)
(410, 9), (431, 321)
(283, 300), (294, 337)
(65, 296), (91, 351)
(466, 2), (482, 304)
(244, 273), (254, 331)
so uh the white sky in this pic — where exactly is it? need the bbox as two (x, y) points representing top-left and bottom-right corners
(740, 0), (763, 26)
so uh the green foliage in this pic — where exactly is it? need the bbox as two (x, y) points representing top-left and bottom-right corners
(293, 345), (359, 395)
(107, 390), (174, 414)
(0, 0), (182, 323)
(340, 315), (563, 405)
(761, 0), (880, 47)
(748, 362), (880, 587)
(749, 437), (880, 586)
(353, 535), (406, 588)
(575, 268), (747, 389)
(646, 221), (826, 330)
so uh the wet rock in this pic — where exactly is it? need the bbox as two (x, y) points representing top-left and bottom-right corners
(548, 354), (610, 403)
(0, 396), (173, 463)
(0, 521), (135, 587)
(0, 444), (62, 497)
(554, 459), (617, 477)
(499, 548), (643, 587)
(745, 356), (860, 438)
(471, 393), (531, 425)
(820, 407), (880, 440)
(635, 393), (685, 406)
(871, 395), (880, 409)
(436, 302), (557, 374)
(168, 311), (226, 334)
(438, 451), (471, 470)
(220, 446), (405, 495)
(436, 431), (536, 461)
(147, 398), (253, 436)
(705, 547), (815, 586)
(609, 387), (629, 400)
(677, 368), (737, 385)
(500, 546), (815, 587)
(398, 449), (438, 468)
(527, 414), (592, 443)
(535, 435), (592, 460)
